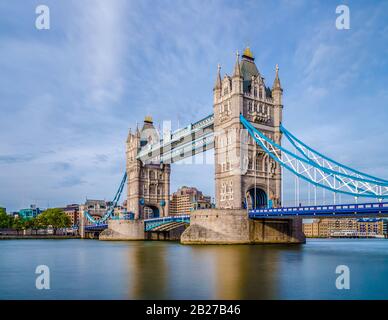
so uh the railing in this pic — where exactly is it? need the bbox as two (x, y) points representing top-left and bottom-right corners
(144, 215), (190, 231)
(84, 224), (108, 231)
(137, 114), (214, 161)
(249, 202), (388, 218)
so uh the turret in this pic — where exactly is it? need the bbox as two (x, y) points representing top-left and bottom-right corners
(272, 64), (283, 142)
(232, 51), (243, 94)
(272, 64), (283, 105)
(213, 64), (222, 104)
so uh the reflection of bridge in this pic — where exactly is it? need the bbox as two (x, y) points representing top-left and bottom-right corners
(82, 47), (388, 243)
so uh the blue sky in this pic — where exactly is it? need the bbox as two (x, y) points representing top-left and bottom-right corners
(0, 0), (388, 211)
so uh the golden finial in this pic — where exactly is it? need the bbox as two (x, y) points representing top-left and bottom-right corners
(243, 47), (254, 59)
(144, 115), (153, 123)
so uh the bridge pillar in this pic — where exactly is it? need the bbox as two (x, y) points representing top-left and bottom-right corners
(126, 116), (170, 220)
(79, 210), (85, 239)
(99, 220), (145, 240)
(181, 209), (305, 244)
(213, 48), (282, 210)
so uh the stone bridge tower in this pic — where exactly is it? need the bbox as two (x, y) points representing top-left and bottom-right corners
(213, 48), (283, 210)
(126, 116), (170, 219)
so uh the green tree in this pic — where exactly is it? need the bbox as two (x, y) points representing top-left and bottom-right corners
(39, 208), (71, 235)
(36, 214), (49, 233)
(24, 217), (43, 235)
(0, 208), (12, 228)
(12, 218), (26, 235)
(33, 216), (46, 235)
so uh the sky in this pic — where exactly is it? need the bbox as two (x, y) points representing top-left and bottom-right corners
(0, 0), (388, 211)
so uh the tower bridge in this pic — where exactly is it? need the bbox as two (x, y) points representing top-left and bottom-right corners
(82, 47), (388, 244)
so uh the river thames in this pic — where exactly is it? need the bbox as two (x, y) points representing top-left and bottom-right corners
(0, 238), (388, 299)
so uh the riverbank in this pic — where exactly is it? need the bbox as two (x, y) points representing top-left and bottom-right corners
(0, 235), (80, 240)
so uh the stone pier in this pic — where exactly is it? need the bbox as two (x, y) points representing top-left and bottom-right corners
(99, 220), (145, 240)
(180, 209), (305, 244)
(99, 219), (188, 241)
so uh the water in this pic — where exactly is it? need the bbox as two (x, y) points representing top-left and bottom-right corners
(0, 238), (388, 299)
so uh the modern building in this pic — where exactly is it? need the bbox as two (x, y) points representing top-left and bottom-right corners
(169, 186), (212, 215)
(63, 204), (80, 226)
(303, 218), (388, 238)
(19, 205), (41, 220)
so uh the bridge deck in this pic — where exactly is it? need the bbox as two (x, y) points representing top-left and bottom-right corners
(249, 202), (388, 219)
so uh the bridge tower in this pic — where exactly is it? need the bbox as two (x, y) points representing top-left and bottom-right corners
(126, 116), (170, 219)
(213, 48), (282, 210)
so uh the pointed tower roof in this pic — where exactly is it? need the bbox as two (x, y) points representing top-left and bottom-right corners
(213, 64), (222, 90)
(140, 116), (159, 147)
(233, 51), (241, 77)
(240, 47), (260, 92)
(272, 64), (282, 90)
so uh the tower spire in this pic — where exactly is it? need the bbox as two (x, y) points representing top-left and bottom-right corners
(233, 50), (241, 77)
(272, 64), (282, 90)
(126, 128), (132, 143)
(213, 64), (222, 90)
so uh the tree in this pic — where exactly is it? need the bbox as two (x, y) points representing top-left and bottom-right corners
(24, 219), (34, 233)
(39, 208), (71, 235)
(0, 209), (12, 228)
(12, 218), (26, 235)
(36, 214), (48, 234)
(25, 217), (44, 235)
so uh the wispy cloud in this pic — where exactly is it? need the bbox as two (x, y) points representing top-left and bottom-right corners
(0, 0), (387, 210)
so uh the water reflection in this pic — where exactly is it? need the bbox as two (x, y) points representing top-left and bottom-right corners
(1, 239), (388, 299)
(125, 243), (304, 299)
(127, 242), (169, 299)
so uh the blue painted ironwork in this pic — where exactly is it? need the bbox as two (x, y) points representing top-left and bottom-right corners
(249, 202), (388, 218)
(84, 172), (127, 224)
(144, 215), (190, 231)
(84, 224), (108, 231)
(240, 114), (388, 199)
(281, 124), (388, 183)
